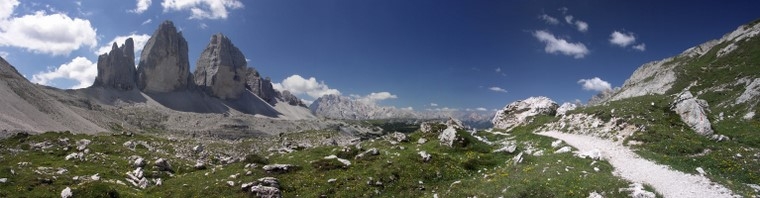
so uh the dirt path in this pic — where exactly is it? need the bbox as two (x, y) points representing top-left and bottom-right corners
(538, 131), (737, 198)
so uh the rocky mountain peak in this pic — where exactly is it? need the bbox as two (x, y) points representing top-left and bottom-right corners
(245, 67), (278, 105)
(93, 38), (137, 90)
(193, 33), (248, 99)
(137, 20), (192, 93)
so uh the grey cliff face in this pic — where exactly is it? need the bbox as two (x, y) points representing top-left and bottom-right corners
(137, 20), (192, 93)
(193, 33), (248, 99)
(278, 90), (306, 107)
(245, 67), (278, 104)
(93, 38), (137, 90)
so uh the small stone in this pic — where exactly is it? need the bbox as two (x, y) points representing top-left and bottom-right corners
(328, 178), (337, 183)
(227, 181), (235, 186)
(554, 146), (572, 154)
(61, 187), (72, 198)
(418, 151), (432, 162)
(193, 145), (204, 153)
(0, 178), (7, 183)
(417, 138), (427, 144)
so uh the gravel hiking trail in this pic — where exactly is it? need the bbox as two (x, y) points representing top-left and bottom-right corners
(538, 131), (737, 198)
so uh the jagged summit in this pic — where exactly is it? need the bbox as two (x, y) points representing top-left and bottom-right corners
(193, 33), (248, 99)
(93, 38), (137, 90)
(137, 20), (192, 93)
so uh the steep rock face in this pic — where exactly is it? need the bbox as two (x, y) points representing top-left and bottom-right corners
(671, 91), (714, 136)
(194, 33), (248, 99)
(137, 20), (192, 93)
(244, 67), (277, 104)
(492, 96), (558, 130)
(606, 58), (678, 102)
(93, 38), (136, 90)
(277, 90), (305, 107)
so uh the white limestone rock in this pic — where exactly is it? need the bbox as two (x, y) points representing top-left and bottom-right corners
(492, 96), (558, 130)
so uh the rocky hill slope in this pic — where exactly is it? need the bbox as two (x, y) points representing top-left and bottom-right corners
(491, 19), (760, 196)
(591, 19), (760, 119)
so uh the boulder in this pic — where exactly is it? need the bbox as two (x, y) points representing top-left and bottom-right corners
(137, 20), (192, 93)
(250, 185), (281, 198)
(193, 33), (248, 99)
(93, 38), (137, 90)
(418, 151), (431, 162)
(555, 102), (577, 116)
(492, 96), (558, 130)
(154, 158), (173, 172)
(354, 148), (379, 159)
(386, 132), (408, 143)
(61, 187), (72, 198)
(262, 164), (297, 173)
(671, 91), (714, 136)
(323, 155), (352, 167)
(438, 126), (458, 147)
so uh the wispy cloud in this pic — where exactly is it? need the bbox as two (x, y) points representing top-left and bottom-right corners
(533, 30), (589, 59)
(429, 103), (438, 107)
(538, 14), (559, 25)
(489, 86), (508, 93)
(633, 43), (646, 51)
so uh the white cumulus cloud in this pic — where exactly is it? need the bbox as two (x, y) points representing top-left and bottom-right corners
(610, 31), (636, 47)
(32, 57), (97, 89)
(272, 75), (340, 99)
(0, 0), (19, 20)
(0, 11), (98, 56)
(538, 14), (559, 25)
(633, 43), (646, 51)
(578, 77), (612, 92)
(130, 0), (152, 14)
(533, 30), (589, 59)
(430, 103), (438, 107)
(0, 51), (8, 59)
(489, 86), (508, 93)
(400, 107), (413, 111)
(354, 92), (398, 104)
(161, 0), (244, 20)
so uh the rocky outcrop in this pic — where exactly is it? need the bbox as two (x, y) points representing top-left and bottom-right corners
(93, 38), (136, 90)
(137, 20), (192, 93)
(671, 91), (714, 136)
(244, 67), (278, 104)
(492, 96), (558, 130)
(277, 90), (305, 107)
(556, 102), (577, 116)
(193, 33), (248, 99)
(606, 58), (678, 102)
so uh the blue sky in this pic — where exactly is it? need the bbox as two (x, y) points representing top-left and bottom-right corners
(1, 0), (759, 111)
